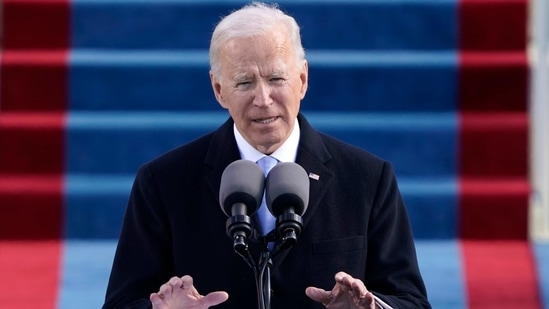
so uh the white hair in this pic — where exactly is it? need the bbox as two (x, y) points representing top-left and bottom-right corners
(209, 2), (306, 80)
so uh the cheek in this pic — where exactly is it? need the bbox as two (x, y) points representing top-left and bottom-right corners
(287, 81), (305, 101)
(225, 94), (252, 115)
(218, 88), (239, 108)
(283, 89), (302, 111)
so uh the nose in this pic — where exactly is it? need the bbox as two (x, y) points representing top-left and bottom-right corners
(252, 81), (273, 107)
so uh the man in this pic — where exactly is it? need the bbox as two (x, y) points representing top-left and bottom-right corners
(103, 2), (430, 309)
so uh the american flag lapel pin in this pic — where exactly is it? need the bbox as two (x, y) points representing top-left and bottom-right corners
(308, 172), (320, 181)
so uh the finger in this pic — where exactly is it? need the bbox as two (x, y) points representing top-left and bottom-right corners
(335, 272), (367, 297)
(350, 278), (368, 298)
(334, 271), (352, 286)
(150, 292), (163, 306)
(179, 275), (197, 294)
(168, 276), (183, 288)
(359, 292), (377, 309)
(201, 291), (229, 307)
(159, 283), (172, 295)
(346, 280), (374, 306)
(179, 275), (202, 297)
(305, 286), (330, 304)
(334, 272), (354, 294)
(181, 275), (194, 287)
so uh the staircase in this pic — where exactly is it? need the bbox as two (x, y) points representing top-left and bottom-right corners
(1, 0), (547, 308)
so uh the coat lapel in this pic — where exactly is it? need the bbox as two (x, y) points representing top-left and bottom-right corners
(204, 117), (241, 212)
(203, 117), (265, 241)
(294, 114), (334, 230)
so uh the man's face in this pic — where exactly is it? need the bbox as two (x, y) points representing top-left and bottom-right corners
(210, 29), (308, 155)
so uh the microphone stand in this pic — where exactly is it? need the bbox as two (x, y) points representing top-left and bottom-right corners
(227, 211), (304, 309)
(234, 221), (302, 309)
(229, 228), (300, 309)
(259, 249), (272, 309)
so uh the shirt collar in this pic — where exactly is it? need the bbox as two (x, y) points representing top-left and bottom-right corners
(234, 118), (300, 163)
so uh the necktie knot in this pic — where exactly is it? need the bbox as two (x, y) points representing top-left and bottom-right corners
(257, 156), (278, 176)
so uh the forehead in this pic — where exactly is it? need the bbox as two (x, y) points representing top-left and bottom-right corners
(219, 32), (295, 74)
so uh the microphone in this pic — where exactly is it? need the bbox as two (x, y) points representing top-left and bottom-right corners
(265, 162), (309, 249)
(219, 160), (265, 253)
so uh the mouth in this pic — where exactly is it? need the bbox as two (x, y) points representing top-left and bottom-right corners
(254, 116), (278, 124)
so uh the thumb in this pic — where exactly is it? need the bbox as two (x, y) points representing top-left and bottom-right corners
(305, 286), (330, 303)
(201, 291), (229, 307)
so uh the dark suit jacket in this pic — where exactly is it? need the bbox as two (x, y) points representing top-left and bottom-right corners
(103, 114), (430, 309)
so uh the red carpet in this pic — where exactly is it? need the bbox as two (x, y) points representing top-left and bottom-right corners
(459, 52), (528, 111)
(462, 241), (542, 309)
(0, 175), (64, 239)
(1, 0), (69, 50)
(0, 112), (66, 175)
(0, 2), (67, 308)
(459, 113), (528, 177)
(457, 1), (539, 308)
(0, 240), (62, 309)
(459, 0), (528, 51)
(0, 51), (68, 111)
(0, 113), (65, 240)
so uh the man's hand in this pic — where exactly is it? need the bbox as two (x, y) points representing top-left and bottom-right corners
(150, 275), (229, 309)
(305, 271), (378, 309)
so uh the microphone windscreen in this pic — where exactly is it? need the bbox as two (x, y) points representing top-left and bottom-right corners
(219, 160), (265, 216)
(265, 162), (309, 217)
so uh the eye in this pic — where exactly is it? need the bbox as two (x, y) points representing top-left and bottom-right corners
(270, 77), (285, 84)
(235, 81), (252, 89)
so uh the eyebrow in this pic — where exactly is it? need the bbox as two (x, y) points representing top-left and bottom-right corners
(232, 68), (288, 82)
(233, 73), (253, 82)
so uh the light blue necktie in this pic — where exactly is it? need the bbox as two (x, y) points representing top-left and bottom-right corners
(257, 156), (278, 235)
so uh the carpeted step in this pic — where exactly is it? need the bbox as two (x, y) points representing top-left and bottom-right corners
(458, 112), (529, 239)
(1, 0), (69, 50)
(0, 51), (68, 111)
(459, 0), (528, 51)
(460, 178), (530, 239)
(70, 0), (457, 50)
(459, 51), (528, 111)
(0, 176), (64, 239)
(0, 112), (65, 174)
(459, 112), (528, 177)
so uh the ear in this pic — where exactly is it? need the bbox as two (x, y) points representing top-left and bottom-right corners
(299, 60), (309, 100)
(210, 71), (227, 109)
